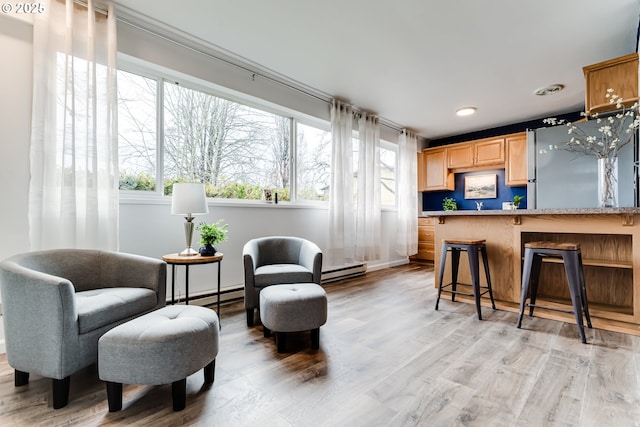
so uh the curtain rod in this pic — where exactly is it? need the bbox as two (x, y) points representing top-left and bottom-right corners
(72, 0), (108, 16)
(115, 12), (406, 134)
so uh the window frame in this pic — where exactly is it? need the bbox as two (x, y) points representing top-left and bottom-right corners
(117, 55), (399, 209)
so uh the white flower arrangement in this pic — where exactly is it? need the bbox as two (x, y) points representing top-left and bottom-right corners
(541, 89), (640, 159)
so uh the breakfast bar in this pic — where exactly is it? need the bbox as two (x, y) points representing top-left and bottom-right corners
(424, 208), (640, 335)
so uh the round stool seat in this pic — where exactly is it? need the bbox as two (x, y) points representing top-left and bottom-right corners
(98, 305), (219, 411)
(260, 283), (327, 352)
(525, 241), (580, 251)
(260, 283), (327, 332)
(443, 239), (486, 245)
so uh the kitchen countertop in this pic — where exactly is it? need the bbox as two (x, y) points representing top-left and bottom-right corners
(421, 207), (640, 217)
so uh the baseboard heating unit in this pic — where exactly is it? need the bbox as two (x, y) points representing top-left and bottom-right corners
(321, 262), (367, 283)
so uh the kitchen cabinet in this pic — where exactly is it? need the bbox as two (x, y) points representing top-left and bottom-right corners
(475, 138), (505, 166)
(411, 217), (435, 262)
(505, 132), (527, 186)
(422, 147), (454, 191)
(446, 143), (474, 169)
(417, 151), (427, 191)
(447, 138), (504, 170)
(583, 53), (638, 115)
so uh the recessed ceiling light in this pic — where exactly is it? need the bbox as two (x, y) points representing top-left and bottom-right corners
(534, 84), (565, 96)
(456, 107), (477, 117)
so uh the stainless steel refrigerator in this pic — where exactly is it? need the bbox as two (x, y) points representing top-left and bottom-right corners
(526, 120), (637, 209)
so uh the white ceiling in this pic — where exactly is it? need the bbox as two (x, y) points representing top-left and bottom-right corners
(112, 0), (640, 140)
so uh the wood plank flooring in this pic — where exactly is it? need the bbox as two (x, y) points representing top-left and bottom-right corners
(1, 262), (640, 426)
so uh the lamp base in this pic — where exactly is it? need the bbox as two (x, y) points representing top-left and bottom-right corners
(179, 247), (199, 256)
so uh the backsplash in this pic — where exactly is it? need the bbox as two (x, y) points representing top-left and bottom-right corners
(422, 169), (527, 211)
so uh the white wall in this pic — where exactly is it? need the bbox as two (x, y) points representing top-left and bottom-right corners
(0, 14), (410, 353)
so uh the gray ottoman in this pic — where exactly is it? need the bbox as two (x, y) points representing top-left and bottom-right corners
(98, 305), (219, 412)
(259, 283), (327, 352)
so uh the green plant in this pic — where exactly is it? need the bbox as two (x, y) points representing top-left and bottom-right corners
(442, 197), (457, 211)
(197, 220), (229, 246)
(513, 195), (525, 208)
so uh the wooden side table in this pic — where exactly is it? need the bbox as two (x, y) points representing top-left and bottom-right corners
(162, 253), (223, 317)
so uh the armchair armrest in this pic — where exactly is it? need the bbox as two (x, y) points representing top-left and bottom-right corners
(243, 240), (259, 289)
(0, 262), (79, 379)
(299, 241), (323, 284)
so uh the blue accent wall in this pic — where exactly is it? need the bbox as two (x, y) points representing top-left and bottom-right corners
(422, 169), (527, 211)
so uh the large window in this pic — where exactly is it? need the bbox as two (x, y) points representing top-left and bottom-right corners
(163, 82), (291, 200)
(117, 70), (157, 191)
(117, 66), (397, 206)
(296, 122), (331, 201)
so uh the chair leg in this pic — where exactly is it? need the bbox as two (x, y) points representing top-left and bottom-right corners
(204, 360), (215, 384)
(15, 370), (29, 387)
(106, 381), (123, 412)
(435, 244), (449, 311)
(311, 328), (320, 349)
(517, 248), (534, 328)
(450, 248), (460, 301)
(263, 326), (271, 338)
(52, 376), (71, 409)
(480, 246), (496, 309)
(172, 378), (187, 411)
(276, 332), (287, 353)
(564, 252), (587, 344)
(246, 309), (255, 327)
(528, 255), (543, 317)
(578, 252), (593, 328)
(467, 246), (482, 320)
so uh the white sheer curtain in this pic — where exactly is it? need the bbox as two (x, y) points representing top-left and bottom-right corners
(396, 129), (418, 256)
(327, 100), (354, 265)
(355, 113), (381, 261)
(29, 0), (119, 250)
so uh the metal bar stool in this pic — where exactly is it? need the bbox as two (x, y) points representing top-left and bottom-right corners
(517, 241), (592, 343)
(435, 239), (496, 320)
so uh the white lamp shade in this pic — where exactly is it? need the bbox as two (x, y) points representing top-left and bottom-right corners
(171, 183), (209, 215)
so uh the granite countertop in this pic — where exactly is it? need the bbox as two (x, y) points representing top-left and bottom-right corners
(420, 207), (640, 217)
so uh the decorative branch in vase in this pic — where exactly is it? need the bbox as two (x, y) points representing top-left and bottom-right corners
(542, 89), (639, 208)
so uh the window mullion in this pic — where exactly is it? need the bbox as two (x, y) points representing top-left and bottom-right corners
(156, 78), (165, 195)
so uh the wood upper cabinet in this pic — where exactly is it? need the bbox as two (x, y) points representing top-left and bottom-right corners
(505, 132), (527, 186)
(417, 151), (427, 191)
(474, 138), (505, 166)
(422, 147), (454, 191)
(583, 53), (638, 114)
(447, 143), (474, 169)
(447, 138), (505, 170)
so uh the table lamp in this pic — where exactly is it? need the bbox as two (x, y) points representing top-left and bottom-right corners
(171, 182), (209, 255)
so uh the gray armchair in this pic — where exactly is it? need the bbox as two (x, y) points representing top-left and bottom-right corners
(243, 236), (322, 326)
(0, 249), (166, 409)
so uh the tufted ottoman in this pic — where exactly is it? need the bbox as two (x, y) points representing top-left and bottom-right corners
(98, 305), (219, 412)
(259, 283), (327, 353)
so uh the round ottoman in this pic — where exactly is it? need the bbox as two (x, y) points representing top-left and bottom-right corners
(259, 283), (327, 353)
(98, 305), (219, 412)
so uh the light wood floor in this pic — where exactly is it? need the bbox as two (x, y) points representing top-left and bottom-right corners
(2, 262), (640, 426)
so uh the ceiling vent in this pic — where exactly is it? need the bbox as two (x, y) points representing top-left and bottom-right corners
(534, 84), (565, 96)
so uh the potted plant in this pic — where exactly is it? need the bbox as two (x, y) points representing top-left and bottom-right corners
(196, 220), (228, 256)
(513, 195), (525, 209)
(442, 197), (457, 211)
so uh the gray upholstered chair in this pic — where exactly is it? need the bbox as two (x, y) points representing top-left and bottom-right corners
(0, 249), (166, 409)
(243, 236), (322, 326)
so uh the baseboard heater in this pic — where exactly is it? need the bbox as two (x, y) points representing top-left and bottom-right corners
(168, 262), (368, 307)
(321, 262), (367, 283)
(168, 286), (244, 307)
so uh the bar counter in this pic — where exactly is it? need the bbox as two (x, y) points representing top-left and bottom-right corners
(422, 208), (640, 335)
